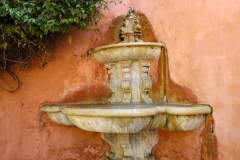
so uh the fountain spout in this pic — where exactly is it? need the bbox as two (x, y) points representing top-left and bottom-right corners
(120, 7), (143, 43)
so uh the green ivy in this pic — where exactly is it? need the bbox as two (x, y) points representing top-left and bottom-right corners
(0, 0), (121, 69)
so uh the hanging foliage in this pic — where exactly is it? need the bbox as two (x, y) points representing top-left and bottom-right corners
(0, 0), (122, 92)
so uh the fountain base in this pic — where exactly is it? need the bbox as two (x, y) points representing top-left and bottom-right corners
(101, 130), (158, 160)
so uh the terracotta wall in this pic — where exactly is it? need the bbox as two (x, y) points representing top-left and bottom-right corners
(0, 0), (240, 159)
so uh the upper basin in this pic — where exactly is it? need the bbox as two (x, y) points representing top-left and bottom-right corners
(41, 102), (212, 133)
(90, 42), (165, 64)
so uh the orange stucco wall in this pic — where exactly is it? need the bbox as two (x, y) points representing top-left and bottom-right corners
(1, 0), (240, 159)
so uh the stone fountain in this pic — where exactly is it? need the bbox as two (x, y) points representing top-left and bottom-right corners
(41, 9), (212, 160)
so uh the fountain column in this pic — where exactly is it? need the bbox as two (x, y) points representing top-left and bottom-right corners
(101, 9), (158, 160)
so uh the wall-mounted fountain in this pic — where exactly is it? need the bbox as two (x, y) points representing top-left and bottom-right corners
(41, 9), (212, 160)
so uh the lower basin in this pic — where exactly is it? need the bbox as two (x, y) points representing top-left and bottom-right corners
(41, 102), (212, 133)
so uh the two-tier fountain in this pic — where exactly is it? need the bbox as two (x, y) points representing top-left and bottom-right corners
(41, 9), (212, 160)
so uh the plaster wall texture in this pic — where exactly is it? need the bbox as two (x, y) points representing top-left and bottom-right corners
(0, 0), (239, 159)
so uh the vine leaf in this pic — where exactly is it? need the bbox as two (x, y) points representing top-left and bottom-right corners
(0, 0), (123, 92)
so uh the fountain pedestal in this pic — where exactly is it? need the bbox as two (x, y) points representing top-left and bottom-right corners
(101, 130), (157, 160)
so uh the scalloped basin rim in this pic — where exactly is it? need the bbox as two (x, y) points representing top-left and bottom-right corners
(41, 102), (212, 116)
